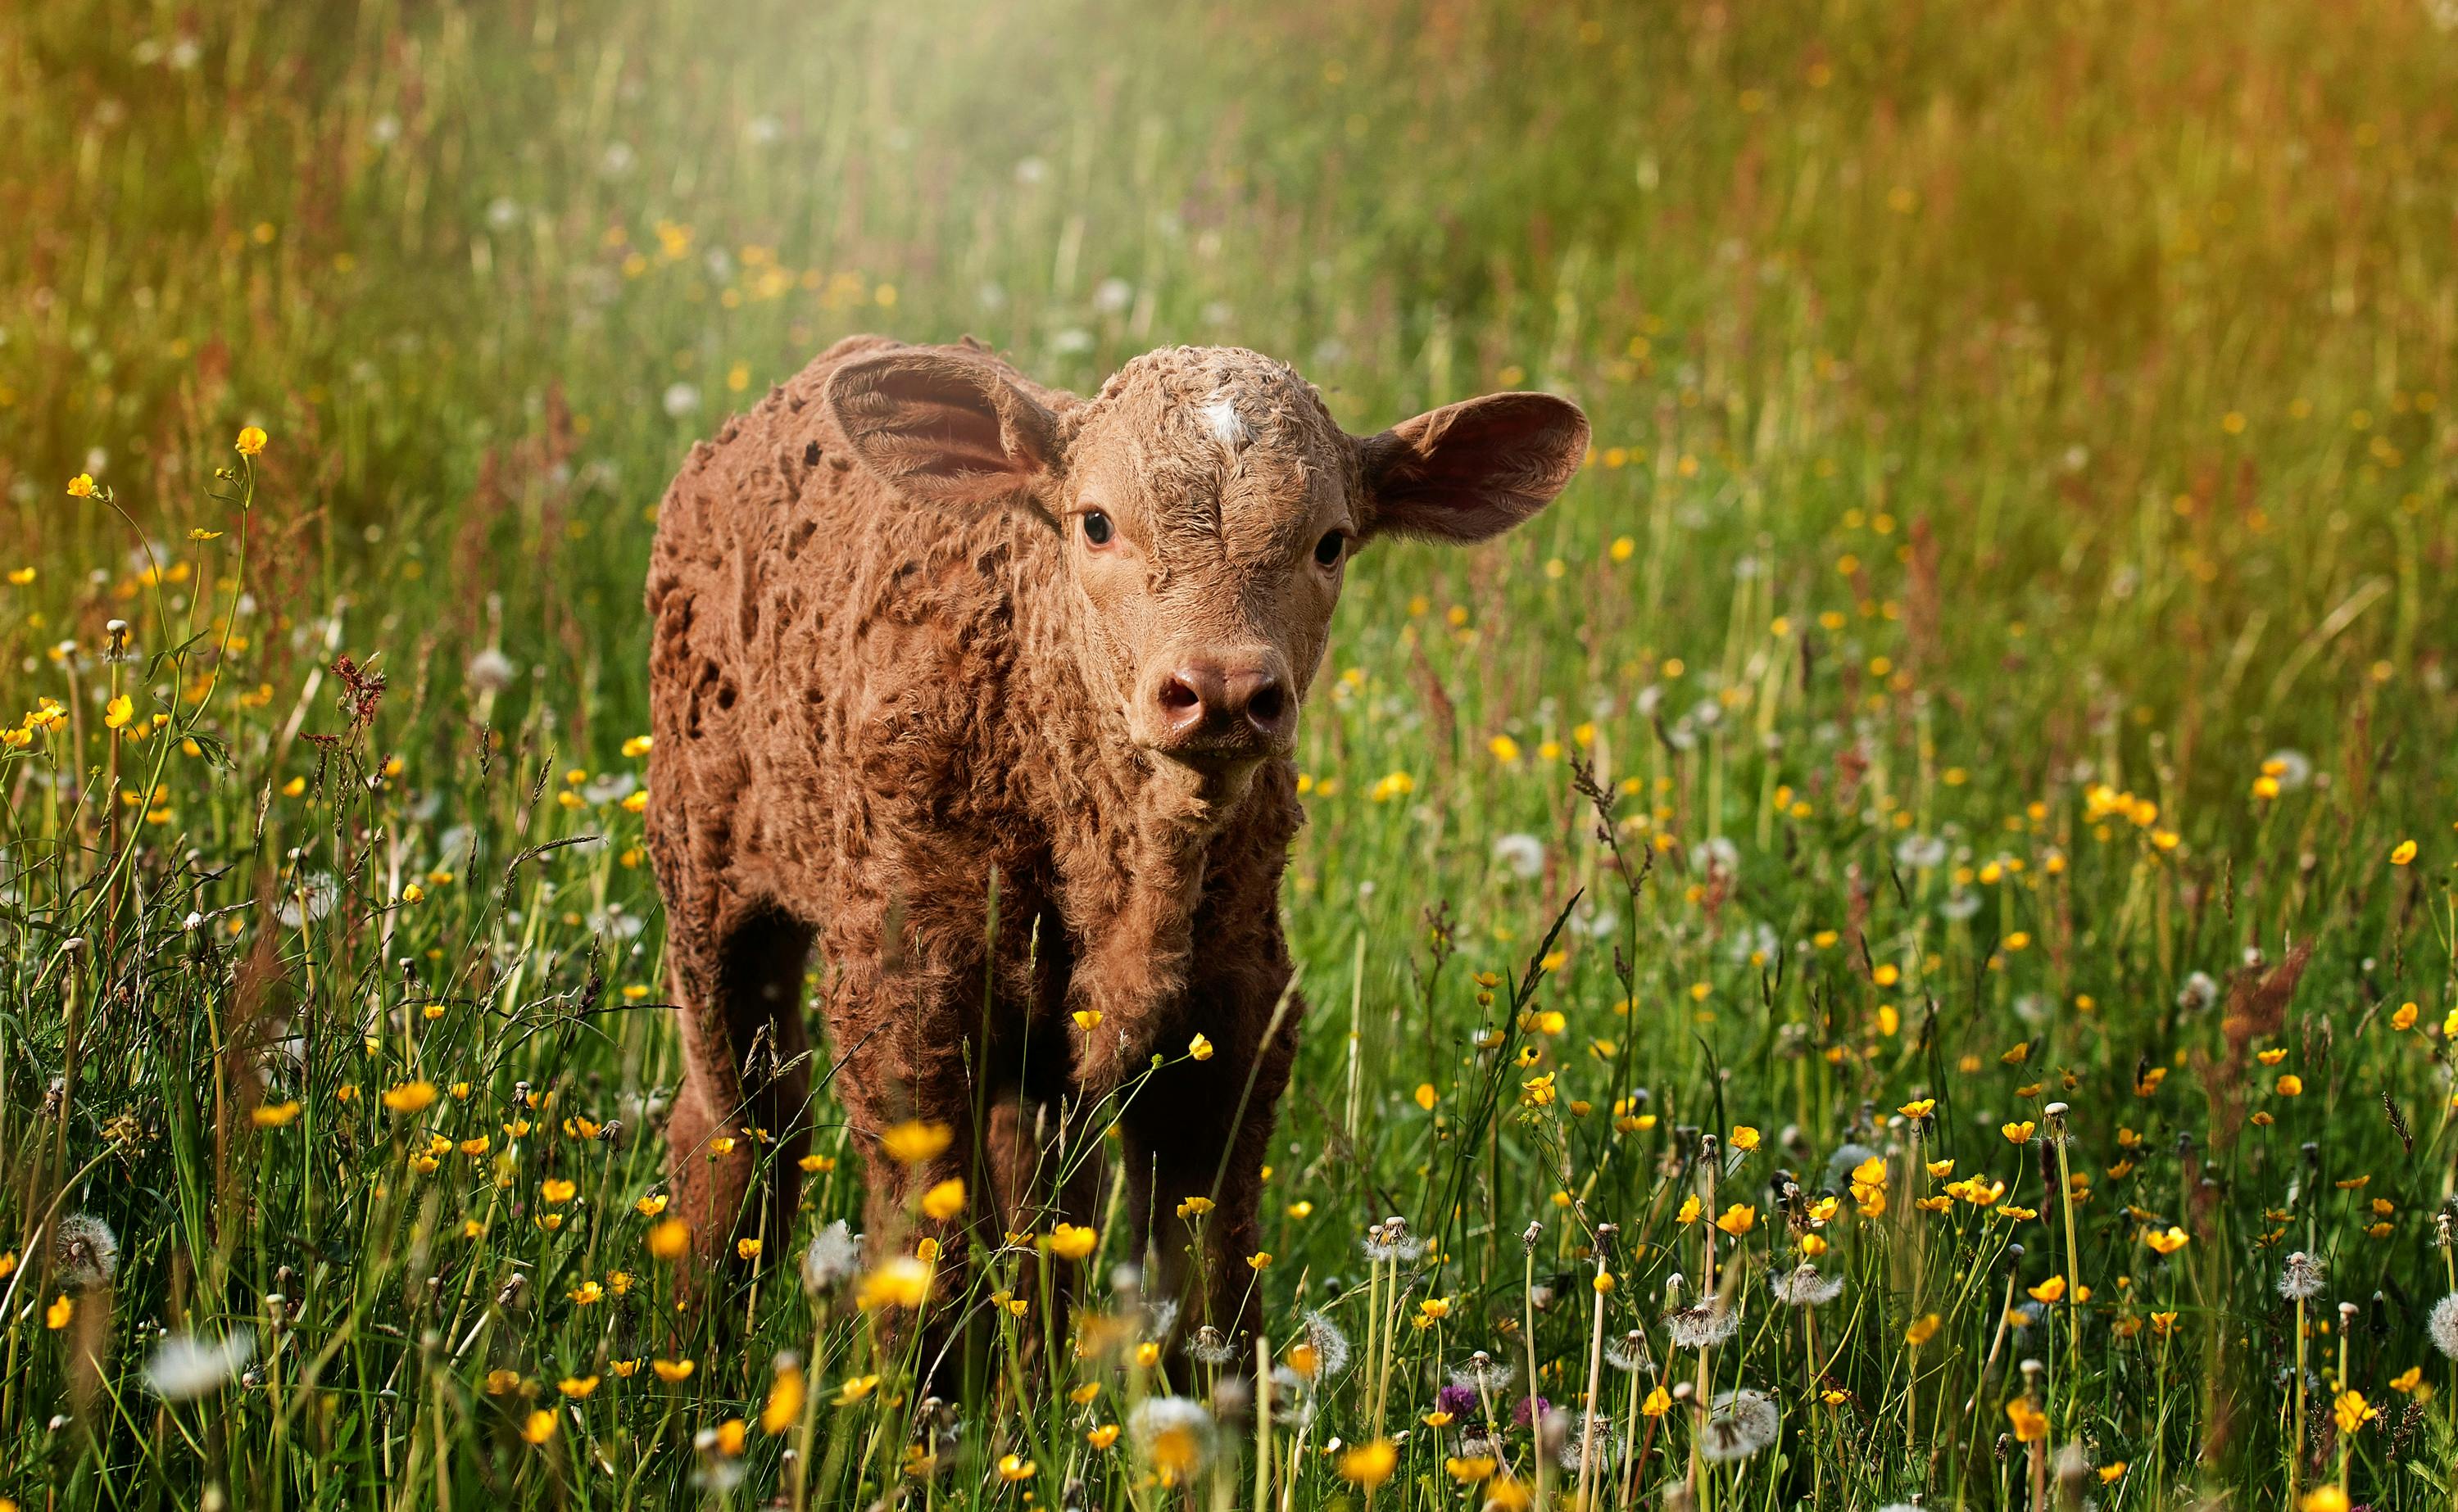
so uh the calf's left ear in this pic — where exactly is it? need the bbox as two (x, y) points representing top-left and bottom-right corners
(1356, 392), (1590, 544)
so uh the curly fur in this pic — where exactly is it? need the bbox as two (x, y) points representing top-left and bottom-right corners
(645, 333), (1586, 1349)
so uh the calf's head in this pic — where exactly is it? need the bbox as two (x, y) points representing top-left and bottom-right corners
(829, 344), (1587, 773)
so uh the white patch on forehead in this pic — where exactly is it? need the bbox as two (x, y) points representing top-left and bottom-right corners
(1200, 395), (1250, 450)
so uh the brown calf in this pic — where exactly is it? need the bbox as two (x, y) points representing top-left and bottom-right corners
(644, 334), (1585, 1347)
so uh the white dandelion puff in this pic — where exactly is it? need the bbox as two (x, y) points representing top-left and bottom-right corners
(54, 1213), (120, 1289)
(800, 1220), (860, 1294)
(465, 647), (519, 694)
(1699, 1389), (1780, 1462)
(1604, 1330), (1653, 1374)
(1663, 1299), (1739, 1350)
(1493, 833), (1544, 880)
(2277, 1252), (2325, 1301)
(146, 1329), (256, 1401)
(1449, 1352), (1516, 1393)
(1186, 1325), (1237, 1366)
(1296, 1310), (1351, 1378)
(1894, 834), (1948, 870)
(2429, 1293), (2458, 1359)
(1771, 1264), (1845, 1308)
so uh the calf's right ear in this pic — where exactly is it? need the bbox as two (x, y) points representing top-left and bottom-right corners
(825, 349), (1062, 517)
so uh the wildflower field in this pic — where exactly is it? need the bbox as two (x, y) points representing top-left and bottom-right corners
(7, 0), (2458, 1506)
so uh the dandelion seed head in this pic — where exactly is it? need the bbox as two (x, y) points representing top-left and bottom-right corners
(1186, 1325), (1237, 1366)
(146, 1329), (256, 1400)
(2278, 1252), (2325, 1301)
(1664, 1299), (1739, 1350)
(1699, 1389), (1780, 1461)
(1771, 1264), (1845, 1308)
(54, 1213), (120, 1289)
(1606, 1329), (1653, 1373)
(1297, 1310), (1351, 1378)
(800, 1220), (860, 1294)
(1493, 833), (1544, 880)
(2428, 1293), (2458, 1359)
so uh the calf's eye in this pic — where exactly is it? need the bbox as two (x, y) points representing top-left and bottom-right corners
(1082, 510), (1113, 546)
(1313, 530), (1345, 567)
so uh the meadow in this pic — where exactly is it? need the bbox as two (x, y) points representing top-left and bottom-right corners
(4, 0), (2458, 1506)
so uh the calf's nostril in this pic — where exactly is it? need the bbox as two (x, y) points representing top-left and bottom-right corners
(1158, 677), (1203, 714)
(1245, 682), (1287, 727)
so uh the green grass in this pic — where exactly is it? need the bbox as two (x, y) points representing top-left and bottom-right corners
(4, 0), (2458, 1506)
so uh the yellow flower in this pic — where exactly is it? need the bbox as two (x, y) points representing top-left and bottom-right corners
(997, 1453), (1036, 1483)
(1086, 1424), (1121, 1449)
(1489, 734), (1522, 764)
(2145, 1226), (2189, 1256)
(760, 1361), (805, 1434)
(736, 1237), (764, 1261)
(1176, 1196), (1215, 1219)
(1714, 1202), (1756, 1236)
(651, 1358), (695, 1383)
(1188, 1033), (1214, 1061)
(235, 426), (268, 456)
(46, 1294), (74, 1329)
(252, 1101), (302, 1128)
(1898, 1098), (1937, 1120)
(1675, 1195), (1702, 1225)
(1045, 1223), (1099, 1261)
(833, 1374), (880, 1405)
(1073, 1009), (1103, 1030)
(2099, 1463), (2127, 1484)
(558, 1375), (599, 1399)
(1415, 1083), (1437, 1110)
(855, 1256), (932, 1311)
(878, 1120), (952, 1164)
(2028, 1275), (2068, 1303)
(2391, 840), (2418, 866)
(1639, 1386), (1673, 1418)
(67, 473), (96, 498)
(2002, 1120), (2036, 1144)
(646, 1219), (691, 1261)
(2006, 1397), (2049, 1442)
(1337, 1440), (1398, 1488)
(2300, 1489), (2349, 1512)
(2150, 1311), (2180, 1336)
(2333, 1389), (2376, 1435)
(712, 1419), (746, 1455)
(1905, 1313), (1941, 1347)
(1729, 1125), (1761, 1152)
(2392, 1002), (2419, 1030)
(1247, 1252), (1272, 1270)
(542, 1178), (577, 1204)
(381, 1080), (438, 1114)
(920, 1178), (966, 1220)
(569, 1280), (604, 1305)
(521, 1410), (556, 1445)
(2275, 1074), (2303, 1097)
(2390, 1365), (2424, 1394)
